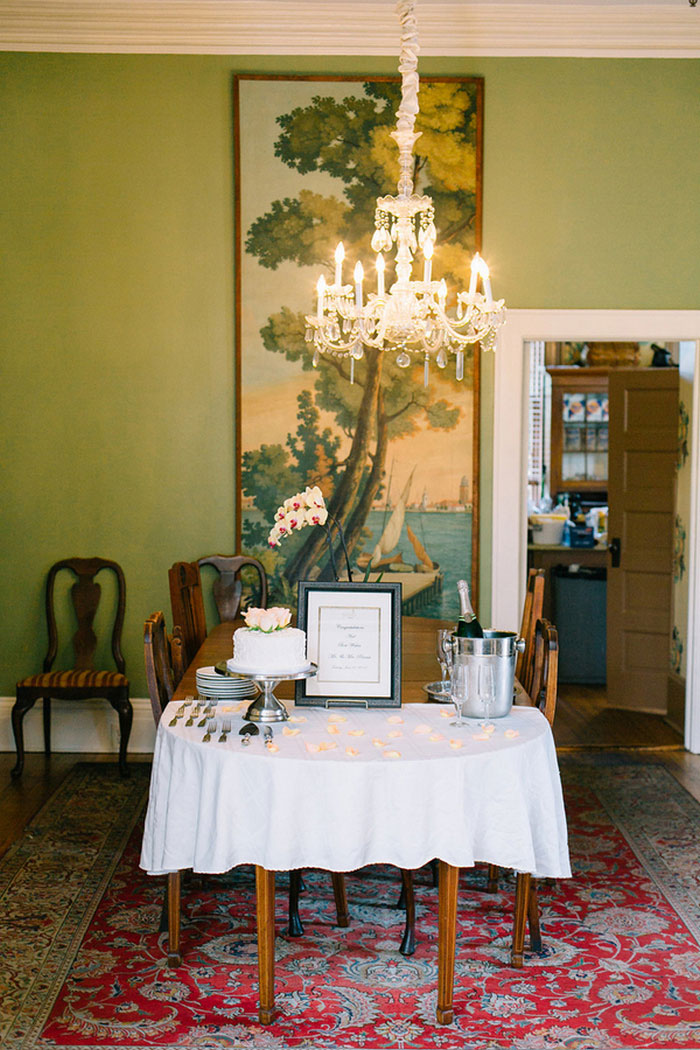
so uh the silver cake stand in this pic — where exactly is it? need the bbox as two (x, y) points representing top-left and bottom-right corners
(220, 661), (318, 723)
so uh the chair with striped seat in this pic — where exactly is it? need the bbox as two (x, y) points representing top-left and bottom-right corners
(11, 557), (131, 778)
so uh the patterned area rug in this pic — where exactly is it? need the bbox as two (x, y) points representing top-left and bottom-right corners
(2, 758), (700, 1050)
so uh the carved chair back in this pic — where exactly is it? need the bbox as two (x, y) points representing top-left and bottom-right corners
(197, 554), (268, 623)
(168, 561), (207, 667)
(515, 568), (545, 694)
(528, 618), (559, 727)
(44, 556), (126, 673)
(144, 611), (185, 727)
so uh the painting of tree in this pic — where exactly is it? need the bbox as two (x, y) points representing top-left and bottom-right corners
(234, 76), (484, 618)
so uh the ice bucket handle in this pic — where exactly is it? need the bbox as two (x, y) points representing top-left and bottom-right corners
(515, 636), (526, 653)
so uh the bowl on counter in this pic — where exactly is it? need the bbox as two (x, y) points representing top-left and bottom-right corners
(529, 513), (568, 546)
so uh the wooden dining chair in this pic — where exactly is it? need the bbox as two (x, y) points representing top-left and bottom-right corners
(511, 617), (559, 967)
(168, 561), (207, 668)
(515, 568), (545, 694)
(12, 557), (131, 778)
(197, 554), (268, 623)
(485, 568), (546, 891)
(144, 610), (188, 964)
(144, 610), (186, 727)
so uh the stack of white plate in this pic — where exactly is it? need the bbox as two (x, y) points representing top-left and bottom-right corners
(195, 665), (257, 700)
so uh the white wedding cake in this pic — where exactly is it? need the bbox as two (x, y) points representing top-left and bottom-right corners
(229, 606), (309, 674)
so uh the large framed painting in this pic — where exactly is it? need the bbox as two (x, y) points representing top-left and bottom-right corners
(234, 74), (484, 622)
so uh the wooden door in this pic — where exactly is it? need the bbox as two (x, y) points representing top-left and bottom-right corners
(607, 368), (679, 712)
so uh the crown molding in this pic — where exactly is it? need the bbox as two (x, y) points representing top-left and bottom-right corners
(1, 1), (699, 58)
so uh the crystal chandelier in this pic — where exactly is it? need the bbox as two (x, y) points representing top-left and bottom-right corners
(305, 0), (506, 386)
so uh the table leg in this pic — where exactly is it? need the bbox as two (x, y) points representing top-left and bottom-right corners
(511, 871), (531, 968)
(255, 865), (276, 1024)
(436, 860), (458, 1025)
(167, 871), (182, 967)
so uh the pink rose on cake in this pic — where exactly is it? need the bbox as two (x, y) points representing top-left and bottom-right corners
(243, 606), (292, 632)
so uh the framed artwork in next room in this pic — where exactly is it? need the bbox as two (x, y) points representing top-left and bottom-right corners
(234, 74), (484, 621)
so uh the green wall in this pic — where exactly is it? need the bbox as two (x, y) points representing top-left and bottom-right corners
(1, 52), (698, 699)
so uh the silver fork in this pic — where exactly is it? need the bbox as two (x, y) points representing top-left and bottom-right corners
(202, 719), (217, 742)
(218, 719), (231, 743)
(198, 705), (214, 727)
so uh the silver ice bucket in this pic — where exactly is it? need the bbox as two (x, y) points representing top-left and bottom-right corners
(451, 630), (525, 718)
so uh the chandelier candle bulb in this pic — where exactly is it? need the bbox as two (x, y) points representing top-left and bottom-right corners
(376, 253), (385, 297)
(482, 267), (493, 306)
(423, 240), (433, 283)
(334, 242), (344, 286)
(468, 255), (479, 299)
(354, 262), (364, 307)
(317, 275), (326, 319)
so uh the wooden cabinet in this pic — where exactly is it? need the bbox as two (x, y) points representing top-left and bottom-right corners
(547, 366), (609, 496)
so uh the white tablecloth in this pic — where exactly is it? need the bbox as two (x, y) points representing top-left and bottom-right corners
(140, 702), (571, 880)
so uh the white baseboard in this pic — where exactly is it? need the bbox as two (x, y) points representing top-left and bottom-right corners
(0, 696), (156, 755)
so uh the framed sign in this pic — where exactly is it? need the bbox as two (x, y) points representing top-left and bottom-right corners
(234, 74), (484, 620)
(295, 581), (402, 708)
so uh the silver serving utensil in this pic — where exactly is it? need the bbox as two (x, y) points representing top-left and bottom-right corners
(239, 722), (258, 746)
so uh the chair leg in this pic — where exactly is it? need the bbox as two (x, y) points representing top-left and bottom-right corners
(42, 696), (51, 754)
(167, 871), (182, 967)
(486, 863), (499, 893)
(287, 870), (304, 937)
(527, 879), (542, 952)
(331, 872), (349, 928)
(109, 692), (133, 777)
(10, 693), (37, 779)
(511, 872), (531, 968)
(399, 869), (416, 956)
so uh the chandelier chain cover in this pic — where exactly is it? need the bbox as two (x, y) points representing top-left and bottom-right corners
(304, 0), (506, 386)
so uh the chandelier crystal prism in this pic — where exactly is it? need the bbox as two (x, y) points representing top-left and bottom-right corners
(304, 0), (506, 386)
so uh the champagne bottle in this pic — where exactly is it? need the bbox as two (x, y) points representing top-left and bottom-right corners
(456, 579), (484, 638)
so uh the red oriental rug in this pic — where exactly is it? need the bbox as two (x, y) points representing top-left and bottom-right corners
(2, 758), (700, 1050)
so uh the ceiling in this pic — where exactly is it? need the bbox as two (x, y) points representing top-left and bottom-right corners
(0, 0), (699, 57)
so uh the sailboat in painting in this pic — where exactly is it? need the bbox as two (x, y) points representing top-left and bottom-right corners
(354, 465), (445, 613)
(357, 471), (414, 572)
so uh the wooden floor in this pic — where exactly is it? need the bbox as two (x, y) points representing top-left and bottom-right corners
(2, 688), (699, 861)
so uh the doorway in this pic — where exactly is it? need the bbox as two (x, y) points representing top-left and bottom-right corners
(491, 309), (700, 754)
(525, 344), (685, 745)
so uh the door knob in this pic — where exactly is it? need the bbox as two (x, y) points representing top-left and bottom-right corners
(608, 537), (621, 568)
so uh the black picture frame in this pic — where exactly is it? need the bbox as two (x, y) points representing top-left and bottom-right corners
(295, 581), (402, 708)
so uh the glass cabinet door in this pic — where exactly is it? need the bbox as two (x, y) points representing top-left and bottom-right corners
(561, 390), (608, 484)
